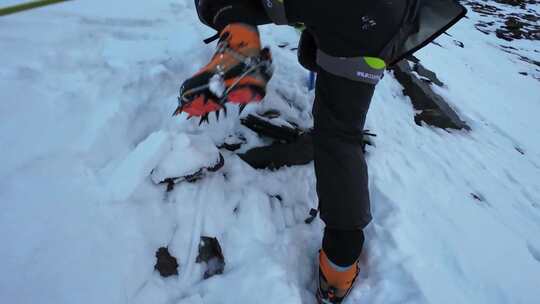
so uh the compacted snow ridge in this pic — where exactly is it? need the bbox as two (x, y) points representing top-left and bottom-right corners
(1, 0), (539, 303)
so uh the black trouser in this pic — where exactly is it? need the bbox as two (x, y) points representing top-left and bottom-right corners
(312, 68), (373, 267)
(195, 0), (405, 266)
(312, 71), (374, 231)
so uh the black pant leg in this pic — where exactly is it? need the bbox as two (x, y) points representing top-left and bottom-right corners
(323, 228), (365, 267)
(313, 69), (374, 230)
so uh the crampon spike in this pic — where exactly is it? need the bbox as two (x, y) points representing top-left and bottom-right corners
(176, 95), (222, 118)
(199, 113), (210, 125)
(239, 104), (247, 114)
(172, 97), (185, 116)
(173, 105), (183, 116)
(215, 110), (220, 121)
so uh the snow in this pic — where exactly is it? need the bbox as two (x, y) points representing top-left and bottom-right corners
(1, 0), (540, 303)
(209, 74), (226, 98)
(107, 130), (169, 201)
(150, 133), (221, 184)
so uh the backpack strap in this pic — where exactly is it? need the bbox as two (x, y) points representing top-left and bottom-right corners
(316, 50), (386, 85)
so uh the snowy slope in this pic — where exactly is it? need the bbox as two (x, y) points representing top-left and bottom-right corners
(1, 0), (539, 303)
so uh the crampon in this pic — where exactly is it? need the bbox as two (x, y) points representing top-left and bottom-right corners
(173, 23), (273, 125)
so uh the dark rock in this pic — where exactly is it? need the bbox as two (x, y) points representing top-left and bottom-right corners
(494, 0), (529, 7)
(500, 47), (540, 68)
(464, 0), (540, 41)
(470, 192), (485, 202)
(466, 1), (501, 14)
(391, 60), (470, 130)
(515, 146), (526, 155)
(196, 237), (225, 279)
(414, 109), (462, 129)
(413, 63), (445, 87)
(155, 247), (179, 277)
(453, 40), (465, 48)
(496, 29), (515, 41)
(272, 194), (283, 201)
(405, 55), (421, 64)
(500, 45), (519, 50)
(505, 17), (524, 30)
(475, 25), (491, 35)
(522, 14), (540, 22)
(520, 56), (540, 68)
(304, 208), (319, 224)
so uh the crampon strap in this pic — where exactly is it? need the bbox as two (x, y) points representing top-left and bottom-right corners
(203, 32), (220, 44)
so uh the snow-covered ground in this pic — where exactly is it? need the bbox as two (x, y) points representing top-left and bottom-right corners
(1, 0), (539, 303)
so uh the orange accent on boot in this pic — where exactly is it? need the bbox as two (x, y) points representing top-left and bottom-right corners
(196, 23), (262, 76)
(223, 75), (266, 89)
(319, 250), (359, 292)
(221, 23), (261, 51)
(227, 87), (263, 104)
(181, 96), (222, 116)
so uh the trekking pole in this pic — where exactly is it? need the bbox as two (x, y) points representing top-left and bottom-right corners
(0, 0), (72, 17)
(308, 71), (316, 91)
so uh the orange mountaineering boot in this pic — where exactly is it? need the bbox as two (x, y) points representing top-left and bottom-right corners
(174, 23), (272, 124)
(317, 250), (360, 304)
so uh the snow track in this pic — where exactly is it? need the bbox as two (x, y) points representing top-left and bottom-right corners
(1, 0), (540, 303)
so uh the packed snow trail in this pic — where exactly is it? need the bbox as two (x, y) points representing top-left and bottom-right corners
(1, 0), (539, 303)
